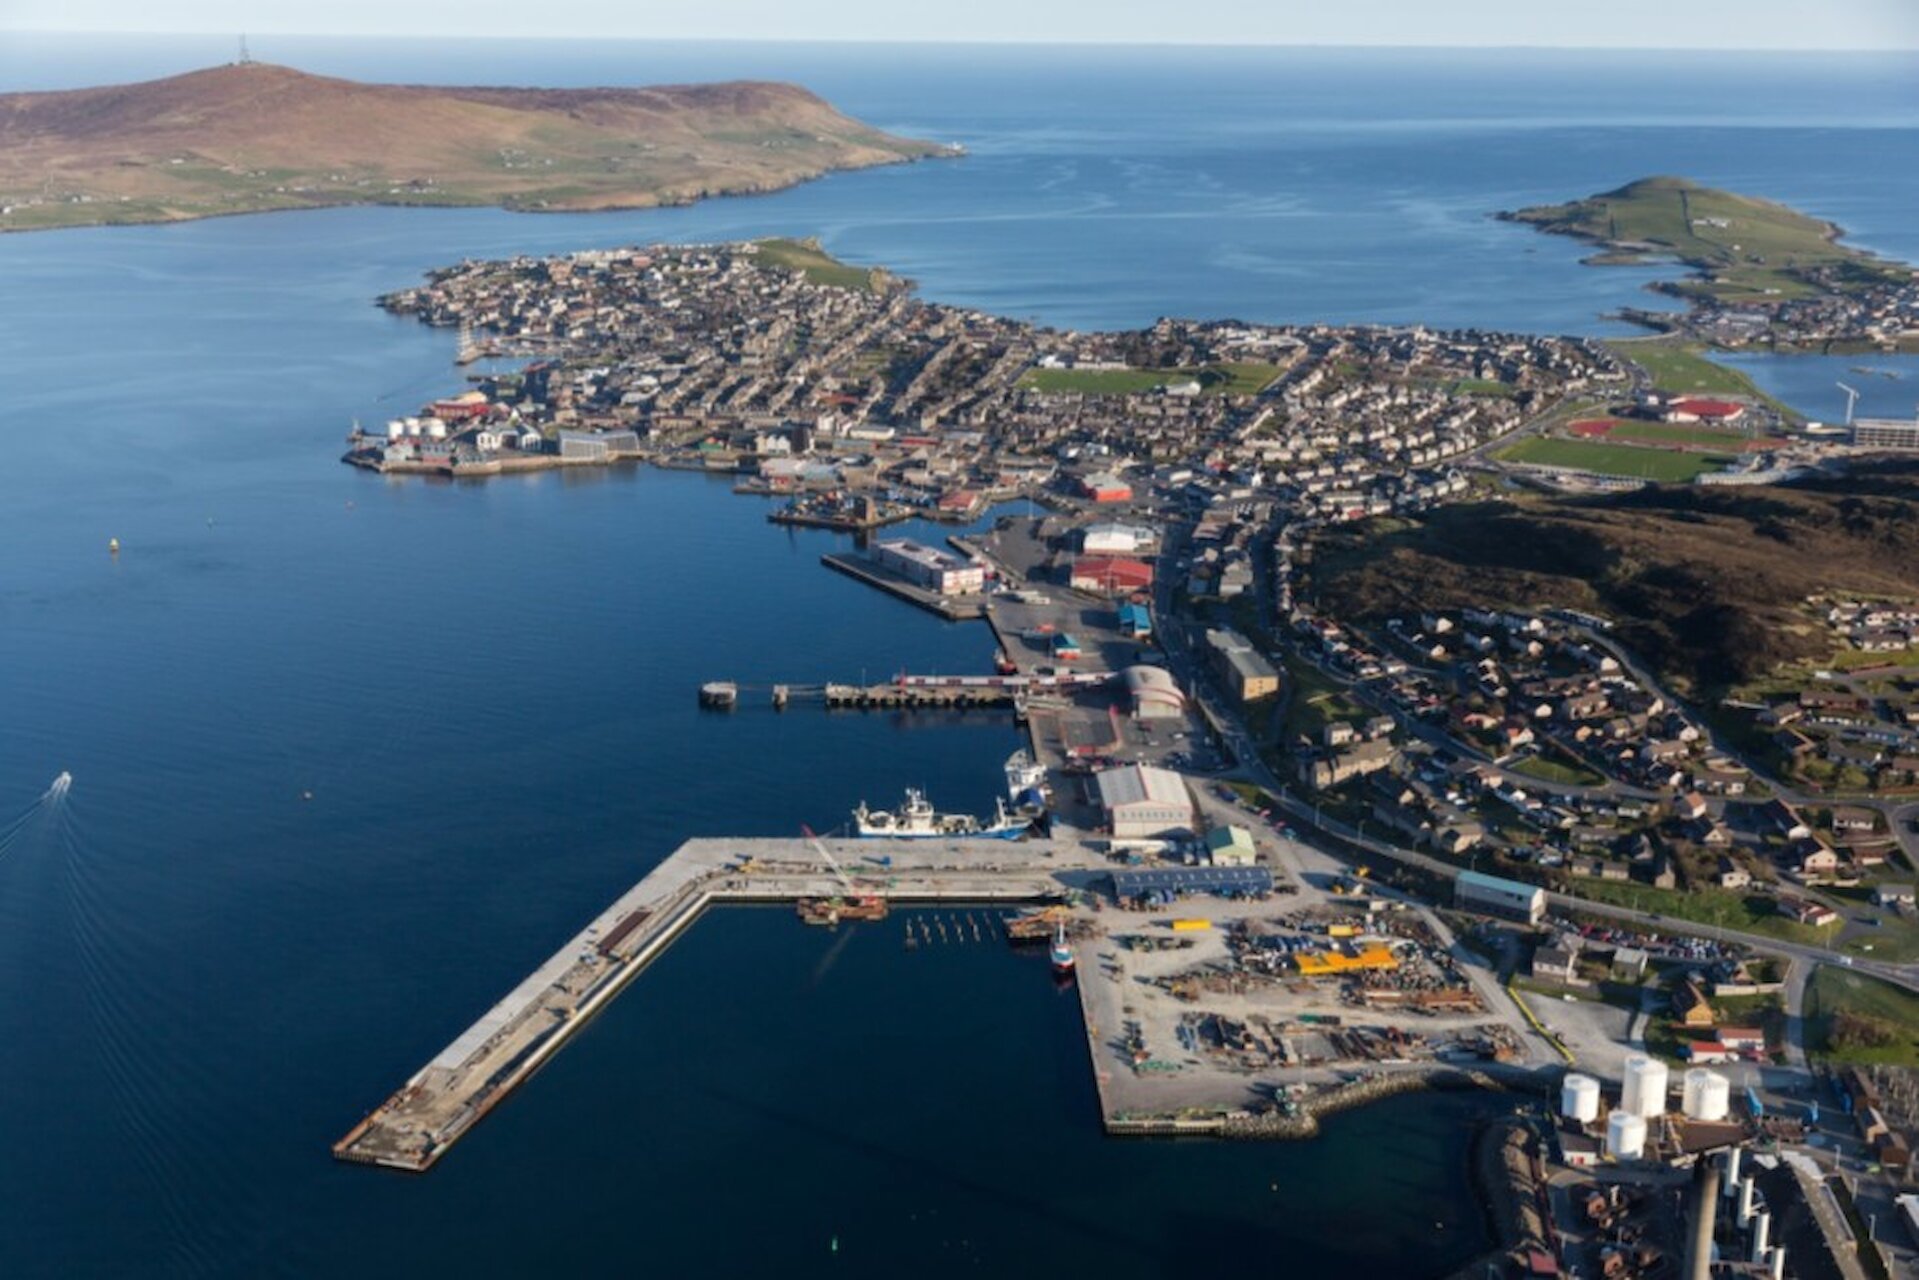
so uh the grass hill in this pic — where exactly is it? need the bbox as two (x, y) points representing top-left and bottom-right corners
(1307, 461), (1919, 693)
(0, 61), (949, 231)
(1501, 175), (1908, 303)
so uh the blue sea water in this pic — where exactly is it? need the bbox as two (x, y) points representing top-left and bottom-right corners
(1, 36), (1916, 1278)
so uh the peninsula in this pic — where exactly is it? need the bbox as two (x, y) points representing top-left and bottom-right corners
(1502, 176), (1918, 349)
(0, 61), (949, 232)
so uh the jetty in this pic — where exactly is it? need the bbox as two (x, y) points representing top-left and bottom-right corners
(332, 834), (1088, 1173)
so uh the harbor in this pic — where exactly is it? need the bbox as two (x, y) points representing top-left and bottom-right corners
(332, 832), (1088, 1172)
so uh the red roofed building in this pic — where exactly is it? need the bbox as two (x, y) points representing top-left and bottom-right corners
(936, 489), (983, 518)
(1664, 398), (1745, 424)
(1071, 556), (1154, 595)
(1081, 472), (1133, 503)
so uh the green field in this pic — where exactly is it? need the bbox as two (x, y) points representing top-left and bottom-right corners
(1499, 436), (1732, 482)
(1601, 338), (1781, 402)
(1019, 361), (1283, 398)
(1450, 377), (1517, 398)
(1281, 655), (1367, 741)
(1564, 879), (1825, 945)
(1603, 422), (1761, 448)
(1508, 754), (1606, 788)
(751, 238), (884, 291)
(1808, 966), (1919, 1066)
(1201, 361), (1287, 396)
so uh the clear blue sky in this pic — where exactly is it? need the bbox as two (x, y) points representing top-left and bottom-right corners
(5, 0), (1917, 49)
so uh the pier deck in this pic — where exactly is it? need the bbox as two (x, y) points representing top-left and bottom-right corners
(333, 834), (1096, 1172)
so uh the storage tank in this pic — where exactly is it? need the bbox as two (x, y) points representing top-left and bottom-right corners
(1605, 1109), (1648, 1159)
(1561, 1073), (1602, 1123)
(1621, 1054), (1670, 1118)
(385, 419), (405, 440)
(424, 419), (448, 440)
(1682, 1068), (1731, 1121)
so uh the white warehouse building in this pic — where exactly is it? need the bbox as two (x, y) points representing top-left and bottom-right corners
(1123, 664), (1187, 720)
(871, 539), (986, 596)
(1096, 764), (1195, 839)
(1454, 870), (1545, 925)
(1081, 522), (1158, 555)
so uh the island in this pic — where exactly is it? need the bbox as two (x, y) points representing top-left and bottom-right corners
(1502, 175), (1919, 351)
(0, 61), (950, 232)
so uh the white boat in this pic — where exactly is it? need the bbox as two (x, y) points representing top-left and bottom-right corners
(1005, 749), (1049, 813)
(47, 771), (72, 799)
(853, 788), (1028, 840)
(1050, 921), (1076, 974)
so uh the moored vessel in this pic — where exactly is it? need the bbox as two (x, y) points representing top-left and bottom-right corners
(852, 788), (1028, 840)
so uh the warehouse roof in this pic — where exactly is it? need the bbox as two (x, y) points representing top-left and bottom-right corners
(1111, 866), (1273, 898)
(1096, 763), (1190, 810)
(1123, 665), (1186, 711)
(1456, 869), (1543, 900)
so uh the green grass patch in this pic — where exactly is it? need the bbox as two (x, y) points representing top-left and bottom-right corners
(1604, 339), (1764, 397)
(1807, 966), (1919, 1066)
(1020, 361), (1281, 398)
(1280, 655), (1367, 743)
(751, 237), (883, 292)
(1451, 377), (1516, 398)
(1604, 422), (1772, 448)
(1830, 645), (1919, 672)
(1508, 754), (1607, 788)
(1498, 436), (1732, 482)
(1020, 367), (1191, 395)
(1200, 361), (1286, 397)
(1564, 880), (1826, 945)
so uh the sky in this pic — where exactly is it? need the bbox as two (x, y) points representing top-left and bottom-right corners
(3, 0), (1917, 49)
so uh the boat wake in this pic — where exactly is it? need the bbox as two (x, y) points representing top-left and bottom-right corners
(0, 772), (70, 858)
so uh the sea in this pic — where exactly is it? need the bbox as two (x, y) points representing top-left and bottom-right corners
(1, 36), (1916, 1278)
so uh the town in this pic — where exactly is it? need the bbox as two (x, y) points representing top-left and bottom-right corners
(338, 233), (1919, 1277)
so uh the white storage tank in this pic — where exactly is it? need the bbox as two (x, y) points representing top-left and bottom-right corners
(385, 419), (406, 440)
(1682, 1068), (1731, 1122)
(1606, 1109), (1648, 1159)
(1621, 1054), (1670, 1118)
(424, 419), (448, 440)
(1561, 1073), (1602, 1123)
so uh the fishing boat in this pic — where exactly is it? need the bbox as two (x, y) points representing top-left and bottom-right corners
(852, 788), (1028, 840)
(48, 771), (72, 798)
(1004, 749), (1048, 812)
(1049, 921), (1076, 975)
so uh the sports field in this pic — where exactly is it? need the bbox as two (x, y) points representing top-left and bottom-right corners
(1019, 360), (1284, 397)
(1499, 436), (1731, 481)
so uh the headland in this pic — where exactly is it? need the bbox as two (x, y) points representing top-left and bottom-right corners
(0, 61), (952, 232)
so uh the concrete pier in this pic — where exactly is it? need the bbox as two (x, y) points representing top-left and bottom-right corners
(332, 834), (1086, 1172)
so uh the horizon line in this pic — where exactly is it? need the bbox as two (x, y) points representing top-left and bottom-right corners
(4, 28), (1917, 54)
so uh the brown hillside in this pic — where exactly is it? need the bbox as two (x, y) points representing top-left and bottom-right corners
(0, 62), (947, 230)
(1308, 462), (1919, 692)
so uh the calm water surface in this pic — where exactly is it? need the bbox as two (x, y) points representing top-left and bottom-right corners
(2, 38), (1916, 1278)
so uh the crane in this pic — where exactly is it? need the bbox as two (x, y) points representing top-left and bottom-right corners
(1837, 381), (1860, 426)
(800, 824), (857, 896)
(796, 825), (888, 925)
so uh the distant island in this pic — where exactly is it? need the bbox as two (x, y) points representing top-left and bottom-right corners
(0, 61), (953, 232)
(1501, 176), (1917, 350)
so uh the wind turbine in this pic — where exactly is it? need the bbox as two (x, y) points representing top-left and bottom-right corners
(1836, 382), (1859, 426)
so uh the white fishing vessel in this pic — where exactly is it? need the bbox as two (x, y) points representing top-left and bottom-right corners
(852, 788), (1028, 840)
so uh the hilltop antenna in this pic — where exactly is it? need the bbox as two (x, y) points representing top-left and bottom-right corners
(1836, 382), (1859, 426)
(238, 34), (252, 65)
